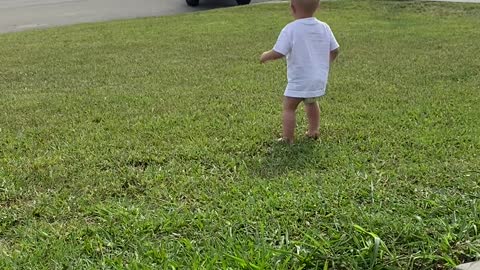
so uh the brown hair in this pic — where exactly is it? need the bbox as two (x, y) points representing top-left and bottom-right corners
(292, 0), (319, 14)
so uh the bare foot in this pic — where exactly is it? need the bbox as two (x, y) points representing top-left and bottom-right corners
(305, 131), (319, 140)
(277, 137), (293, 144)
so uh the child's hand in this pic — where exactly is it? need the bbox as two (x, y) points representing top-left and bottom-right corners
(260, 50), (284, 64)
(260, 52), (269, 64)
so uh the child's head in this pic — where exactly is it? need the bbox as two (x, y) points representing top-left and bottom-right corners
(290, 0), (319, 18)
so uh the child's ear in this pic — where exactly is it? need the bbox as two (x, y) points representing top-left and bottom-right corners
(290, 3), (296, 14)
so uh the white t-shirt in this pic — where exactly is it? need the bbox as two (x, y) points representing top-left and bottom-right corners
(273, 18), (339, 98)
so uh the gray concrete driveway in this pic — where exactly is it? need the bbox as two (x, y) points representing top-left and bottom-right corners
(0, 0), (271, 33)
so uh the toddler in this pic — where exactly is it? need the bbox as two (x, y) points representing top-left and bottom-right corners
(260, 0), (339, 144)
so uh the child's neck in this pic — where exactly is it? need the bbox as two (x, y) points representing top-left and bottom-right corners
(294, 12), (315, 20)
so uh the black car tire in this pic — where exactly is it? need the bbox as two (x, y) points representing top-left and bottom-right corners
(186, 0), (199, 6)
(236, 0), (251, 5)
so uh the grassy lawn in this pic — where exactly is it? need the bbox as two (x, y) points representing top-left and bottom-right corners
(1, 0), (479, 268)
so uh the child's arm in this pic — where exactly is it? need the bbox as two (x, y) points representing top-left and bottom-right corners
(330, 48), (339, 63)
(260, 50), (285, 64)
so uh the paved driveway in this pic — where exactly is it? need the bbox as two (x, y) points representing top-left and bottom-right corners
(0, 0), (271, 33)
(1, 0), (478, 33)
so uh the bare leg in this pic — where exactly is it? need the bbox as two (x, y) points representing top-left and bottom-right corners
(282, 97), (302, 143)
(304, 101), (320, 138)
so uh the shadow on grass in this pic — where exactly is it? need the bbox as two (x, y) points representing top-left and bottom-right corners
(248, 139), (327, 178)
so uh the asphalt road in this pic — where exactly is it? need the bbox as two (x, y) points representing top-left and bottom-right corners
(0, 0), (272, 33)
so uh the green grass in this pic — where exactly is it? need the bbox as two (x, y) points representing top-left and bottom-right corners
(1, 0), (479, 269)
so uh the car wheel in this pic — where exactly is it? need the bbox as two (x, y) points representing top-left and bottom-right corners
(186, 0), (199, 6)
(236, 0), (251, 5)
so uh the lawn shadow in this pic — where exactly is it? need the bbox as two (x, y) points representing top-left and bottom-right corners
(248, 139), (327, 178)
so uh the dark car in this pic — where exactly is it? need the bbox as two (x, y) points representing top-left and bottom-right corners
(186, 0), (251, 6)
